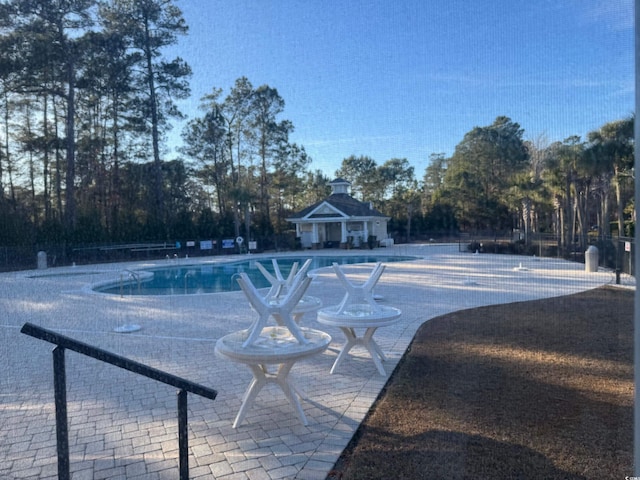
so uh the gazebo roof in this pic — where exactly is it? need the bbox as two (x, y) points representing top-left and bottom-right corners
(288, 193), (387, 220)
(329, 177), (350, 185)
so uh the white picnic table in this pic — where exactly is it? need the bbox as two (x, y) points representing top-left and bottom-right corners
(258, 258), (323, 326)
(215, 326), (331, 428)
(317, 262), (402, 375)
(216, 259), (329, 427)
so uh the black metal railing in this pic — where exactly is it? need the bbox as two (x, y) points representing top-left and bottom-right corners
(20, 323), (217, 480)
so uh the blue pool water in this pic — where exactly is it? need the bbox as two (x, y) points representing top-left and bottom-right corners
(97, 255), (416, 296)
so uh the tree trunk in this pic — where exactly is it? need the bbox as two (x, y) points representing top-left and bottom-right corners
(64, 58), (76, 233)
(53, 100), (63, 219)
(42, 94), (51, 222)
(143, 16), (164, 226)
(614, 167), (624, 237)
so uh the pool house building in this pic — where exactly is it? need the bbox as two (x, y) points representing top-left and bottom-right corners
(287, 178), (390, 249)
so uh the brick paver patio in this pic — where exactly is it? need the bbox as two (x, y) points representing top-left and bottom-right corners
(0, 244), (622, 479)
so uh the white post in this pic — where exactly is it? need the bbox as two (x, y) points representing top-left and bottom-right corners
(341, 221), (348, 244)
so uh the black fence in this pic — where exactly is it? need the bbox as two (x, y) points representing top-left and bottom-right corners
(457, 232), (635, 276)
(0, 239), (262, 272)
(1, 233), (636, 276)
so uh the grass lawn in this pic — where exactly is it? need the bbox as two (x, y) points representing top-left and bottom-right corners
(328, 286), (633, 480)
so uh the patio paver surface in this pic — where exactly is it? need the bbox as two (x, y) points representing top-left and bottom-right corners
(0, 244), (625, 479)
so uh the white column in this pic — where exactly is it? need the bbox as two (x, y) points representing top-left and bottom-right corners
(341, 221), (348, 243)
(312, 223), (319, 244)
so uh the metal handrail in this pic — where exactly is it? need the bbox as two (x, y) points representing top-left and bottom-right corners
(184, 269), (195, 293)
(20, 322), (217, 480)
(120, 269), (141, 295)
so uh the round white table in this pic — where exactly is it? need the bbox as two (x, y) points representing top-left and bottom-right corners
(317, 304), (401, 376)
(215, 326), (331, 428)
(276, 295), (322, 324)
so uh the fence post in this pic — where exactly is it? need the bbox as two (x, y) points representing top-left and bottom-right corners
(52, 346), (70, 480)
(177, 389), (189, 480)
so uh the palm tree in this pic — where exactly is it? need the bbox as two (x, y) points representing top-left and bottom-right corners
(586, 117), (634, 237)
(542, 137), (583, 254)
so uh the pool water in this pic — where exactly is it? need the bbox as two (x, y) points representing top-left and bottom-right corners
(97, 255), (416, 296)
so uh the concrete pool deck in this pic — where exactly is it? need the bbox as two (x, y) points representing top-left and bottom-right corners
(0, 244), (632, 479)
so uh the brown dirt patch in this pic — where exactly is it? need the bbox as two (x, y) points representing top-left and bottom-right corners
(328, 286), (633, 480)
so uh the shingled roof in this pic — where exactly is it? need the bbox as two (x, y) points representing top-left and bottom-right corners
(288, 193), (387, 219)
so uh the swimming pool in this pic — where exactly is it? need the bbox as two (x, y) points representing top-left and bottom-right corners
(96, 255), (416, 296)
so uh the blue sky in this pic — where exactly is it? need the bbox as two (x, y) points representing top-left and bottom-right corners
(165, 0), (634, 178)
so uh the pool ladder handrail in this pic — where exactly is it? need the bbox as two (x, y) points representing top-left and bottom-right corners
(184, 270), (195, 293)
(119, 269), (141, 295)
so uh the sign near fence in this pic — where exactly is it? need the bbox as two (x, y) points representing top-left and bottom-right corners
(222, 239), (235, 249)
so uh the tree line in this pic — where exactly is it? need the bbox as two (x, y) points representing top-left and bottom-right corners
(424, 115), (634, 253)
(0, 0), (634, 256)
(329, 113), (634, 255)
